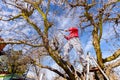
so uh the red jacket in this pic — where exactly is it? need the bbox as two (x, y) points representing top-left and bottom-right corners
(64, 27), (79, 40)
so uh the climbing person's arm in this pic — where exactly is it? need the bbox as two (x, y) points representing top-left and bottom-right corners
(68, 27), (78, 31)
(64, 29), (69, 40)
(64, 35), (69, 40)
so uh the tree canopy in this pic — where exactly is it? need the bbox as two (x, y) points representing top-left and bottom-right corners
(0, 0), (120, 80)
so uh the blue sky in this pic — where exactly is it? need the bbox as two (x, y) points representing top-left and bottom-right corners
(0, 0), (120, 80)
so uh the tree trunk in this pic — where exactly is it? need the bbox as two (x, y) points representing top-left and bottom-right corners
(92, 27), (104, 68)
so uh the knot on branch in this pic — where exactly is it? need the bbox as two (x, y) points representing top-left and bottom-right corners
(117, 14), (120, 18)
(84, 12), (93, 20)
(99, 8), (104, 14)
(69, 3), (79, 8)
(105, 13), (110, 17)
(115, 19), (119, 25)
(30, 59), (36, 64)
(48, 22), (53, 28)
(21, 8), (34, 17)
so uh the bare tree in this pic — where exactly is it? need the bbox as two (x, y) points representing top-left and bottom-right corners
(0, 0), (120, 80)
(68, 0), (120, 80)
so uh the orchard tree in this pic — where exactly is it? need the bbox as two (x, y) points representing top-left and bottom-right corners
(0, 0), (120, 80)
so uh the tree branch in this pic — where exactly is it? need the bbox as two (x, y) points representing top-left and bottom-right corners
(24, 0), (46, 20)
(103, 49), (120, 63)
(98, 11), (103, 42)
(22, 14), (43, 37)
(0, 41), (44, 47)
(2, 0), (23, 10)
(0, 14), (22, 21)
(105, 0), (120, 9)
(103, 17), (120, 24)
(24, 0), (52, 36)
(107, 58), (120, 69)
(46, 0), (51, 15)
(105, 58), (120, 77)
(41, 66), (68, 79)
(33, 61), (68, 79)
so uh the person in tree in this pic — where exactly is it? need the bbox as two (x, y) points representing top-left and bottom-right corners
(0, 36), (6, 55)
(63, 27), (86, 66)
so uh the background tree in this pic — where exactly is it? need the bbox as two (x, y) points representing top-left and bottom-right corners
(68, 0), (120, 79)
(0, 0), (120, 80)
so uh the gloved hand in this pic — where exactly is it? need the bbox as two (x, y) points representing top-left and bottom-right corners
(63, 35), (66, 38)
